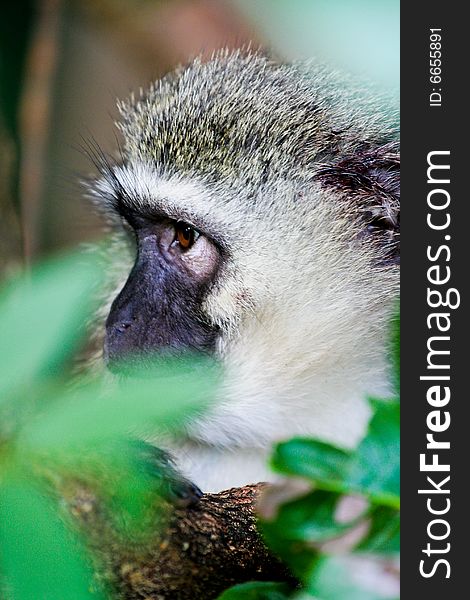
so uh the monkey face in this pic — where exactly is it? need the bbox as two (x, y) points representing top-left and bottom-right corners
(104, 210), (221, 370)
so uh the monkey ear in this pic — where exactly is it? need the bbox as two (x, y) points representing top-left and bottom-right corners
(316, 142), (400, 265)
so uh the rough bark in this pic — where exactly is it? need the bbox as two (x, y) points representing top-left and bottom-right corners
(66, 482), (294, 600)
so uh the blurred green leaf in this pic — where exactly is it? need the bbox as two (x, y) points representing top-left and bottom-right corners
(78, 440), (174, 537)
(97, 460), (166, 537)
(260, 524), (317, 581)
(262, 490), (348, 544)
(271, 440), (350, 491)
(217, 581), (292, 599)
(0, 477), (107, 600)
(306, 555), (396, 600)
(346, 399), (400, 508)
(356, 507), (400, 554)
(19, 355), (220, 452)
(0, 251), (102, 402)
(260, 491), (344, 581)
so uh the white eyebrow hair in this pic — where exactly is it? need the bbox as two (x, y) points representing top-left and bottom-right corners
(93, 161), (240, 248)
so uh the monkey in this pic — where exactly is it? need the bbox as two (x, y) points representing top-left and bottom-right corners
(88, 49), (399, 495)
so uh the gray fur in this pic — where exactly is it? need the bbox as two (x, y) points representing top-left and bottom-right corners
(116, 49), (397, 185)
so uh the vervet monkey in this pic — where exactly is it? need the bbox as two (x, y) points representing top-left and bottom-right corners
(89, 50), (399, 493)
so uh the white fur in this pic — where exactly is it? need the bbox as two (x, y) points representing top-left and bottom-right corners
(98, 163), (398, 492)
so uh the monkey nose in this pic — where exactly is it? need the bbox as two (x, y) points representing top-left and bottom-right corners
(104, 318), (137, 371)
(114, 321), (132, 333)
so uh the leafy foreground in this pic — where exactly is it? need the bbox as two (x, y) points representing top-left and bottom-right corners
(219, 312), (400, 600)
(0, 250), (220, 599)
(0, 250), (399, 599)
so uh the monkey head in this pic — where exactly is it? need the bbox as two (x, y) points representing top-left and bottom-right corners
(90, 51), (399, 459)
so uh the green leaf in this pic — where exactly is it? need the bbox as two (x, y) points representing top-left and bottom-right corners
(306, 555), (397, 600)
(19, 355), (220, 452)
(0, 477), (108, 600)
(357, 506), (400, 554)
(0, 251), (102, 403)
(262, 490), (348, 543)
(271, 401), (399, 509)
(260, 491), (347, 581)
(260, 525), (317, 581)
(346, 399), (400, 508)
(217, 581), (292, 600)
(271, 439), (351, 492)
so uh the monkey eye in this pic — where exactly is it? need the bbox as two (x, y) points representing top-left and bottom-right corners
(173, 221), (200, 250)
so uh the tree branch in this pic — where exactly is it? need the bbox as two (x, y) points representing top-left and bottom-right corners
(67, 482), (294, 600)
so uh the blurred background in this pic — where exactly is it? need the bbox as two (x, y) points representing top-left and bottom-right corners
(0, 0), (399, 274)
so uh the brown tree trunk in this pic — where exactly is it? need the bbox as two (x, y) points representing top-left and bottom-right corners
(67, 483), (294, 600)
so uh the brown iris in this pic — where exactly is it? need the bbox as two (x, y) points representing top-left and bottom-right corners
(175, 221), (196, 249)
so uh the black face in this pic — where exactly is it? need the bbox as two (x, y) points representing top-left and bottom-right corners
(104, 211), (221, 372)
